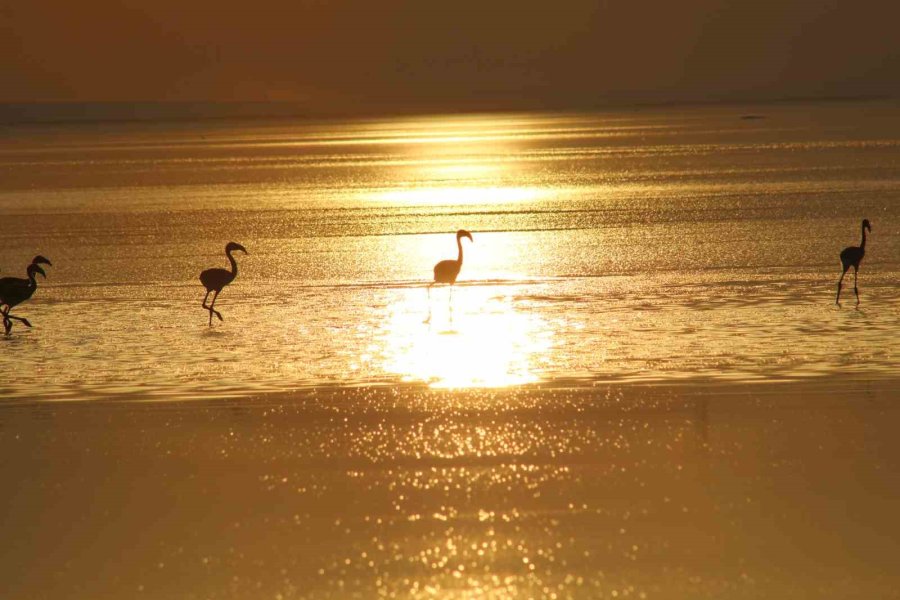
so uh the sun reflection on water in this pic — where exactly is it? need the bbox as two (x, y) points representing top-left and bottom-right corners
(379, 287), (552, 388)
(365, 185), (548, 206)
(363, 119), (556, 388)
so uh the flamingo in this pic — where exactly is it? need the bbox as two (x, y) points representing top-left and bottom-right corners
(0, 255), (52, 297)
(0, 255), (52, 334)
(199, 242), (247, 326)
(836, 219), (871, 307)
(426, 230), (473, 317)
(0, 263), (49, 335)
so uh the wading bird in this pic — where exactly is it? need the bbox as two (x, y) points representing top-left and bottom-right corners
(427, 230), (473, 319)
(836, 219), (871, 307)
(0, 255), (52, 288)
(0, 255), (52, 290)
(200, 242), (247, 326)
(0, 262), (50, 335)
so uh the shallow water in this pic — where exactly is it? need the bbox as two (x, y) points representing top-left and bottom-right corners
(3, 103), (900, 598)
(1, 101), (900, 400)
(2, 381), (899, 599)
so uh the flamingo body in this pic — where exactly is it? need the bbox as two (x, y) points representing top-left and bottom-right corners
(433, 259), (462, 285)
(199, 267), (235, 292)
(426, 230), (473, 321)
(839, 245), (864, 271)
(430, 230), (473, 287)
(0, 275), (39, 306)
(1, 263), (47, 334)
(0, 255), (51, 306)
(836, 219), (871, 307)
(199, 242), (247, 325)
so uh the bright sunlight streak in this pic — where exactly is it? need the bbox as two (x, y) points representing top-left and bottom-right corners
(358, 117), (553, 387)
(365, 185), (547, 206)
(378, 286), (552, 388)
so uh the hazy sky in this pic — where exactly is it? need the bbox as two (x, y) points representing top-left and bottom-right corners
(3, 0), (898, 113)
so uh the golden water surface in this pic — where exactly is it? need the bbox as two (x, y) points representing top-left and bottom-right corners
(1, 102), (900, 599)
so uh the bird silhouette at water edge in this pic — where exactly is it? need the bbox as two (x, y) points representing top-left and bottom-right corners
(200, 242), (247, 326)
(426, 229), (473, 323)
(0, 256), (52, 335)
(836, 219), (871, 308)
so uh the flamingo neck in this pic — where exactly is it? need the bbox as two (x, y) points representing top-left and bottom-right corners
(456, 236), (464, 266)
(227, 249), (238, 276)
(25, 270), (40, 290)
(861, 224), (867, 250)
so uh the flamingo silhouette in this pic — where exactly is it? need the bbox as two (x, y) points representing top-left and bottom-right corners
(426, 230), (473, 320)
(0, 262), (49, 335)
(200, 242), (247, 326)
(0, 255), (52, 285)
(0, 255), (52, 289)
(0, 255), (51, 334)
(836, 219), (871, 307)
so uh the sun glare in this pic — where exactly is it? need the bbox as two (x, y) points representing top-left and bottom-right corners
(365, 185), (546, 206)
(425, 162), (499, 179)
(347, 117), (555, 388)
(379, 287), (551, 389)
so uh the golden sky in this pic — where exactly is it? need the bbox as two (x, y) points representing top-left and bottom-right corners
(2, 0), (898, 113)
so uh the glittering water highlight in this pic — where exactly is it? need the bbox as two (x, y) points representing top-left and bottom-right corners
(2, 102), (900, 600)
(1, 101), (899, 399)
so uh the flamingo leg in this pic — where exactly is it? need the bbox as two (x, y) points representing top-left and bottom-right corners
(853, 266), (860, 307)
(836, 266), (848, 306)
(208, 290), (224, 324)
(2, 306), (30, 333)
(424, 283), (434, 324)
(201, 289), (213, 326)
(4, 313), (32, 327)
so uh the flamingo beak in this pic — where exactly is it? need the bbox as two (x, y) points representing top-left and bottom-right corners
(34, 256), (52, 267)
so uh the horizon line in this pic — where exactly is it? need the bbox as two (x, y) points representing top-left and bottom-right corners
(1, 94), (896, 127)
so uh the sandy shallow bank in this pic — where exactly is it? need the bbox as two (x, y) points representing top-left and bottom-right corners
(2, 378), (899, 599)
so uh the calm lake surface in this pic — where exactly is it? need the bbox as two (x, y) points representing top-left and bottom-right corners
(2, 102), (900, 599)
(1, 101), (899, 400)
